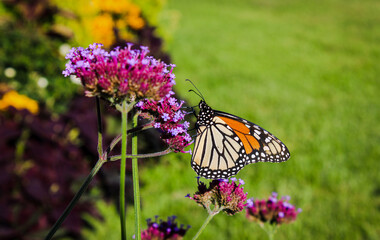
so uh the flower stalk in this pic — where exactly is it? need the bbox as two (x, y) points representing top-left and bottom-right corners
(106, 122), (154, 155)
(96, 97), (103, 156)
(132, 113), (141, 240)
(107, 149), (172, 162)
(260, 224), (277, 240)
(192, 212), (217, 240)
(120, 100), (128, 240)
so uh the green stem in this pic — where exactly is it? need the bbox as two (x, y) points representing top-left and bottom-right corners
(120, 101), (128, 240)
(260, 223), (277, 240)
(106, 122), (154, 155)
(132, 113), (141, 240)
(268, 232), (274, 240)
(44, 159), (105, 240)
(96, 97), (103, 156)
(192, 213), (216, 240)
(107, 149), (172, 162)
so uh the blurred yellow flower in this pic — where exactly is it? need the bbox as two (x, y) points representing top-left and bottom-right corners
(126, 3), (144, 29)
(116, 18), (127, 30)
(0, 91), (39, 114)
(91, 13), (115, 47)
(127, 14), (145, 30)
(53, 0), (146, 47)
(127, 3), (141, 16)
(87, 1), (145, 47)
(93, 0), (131, 14)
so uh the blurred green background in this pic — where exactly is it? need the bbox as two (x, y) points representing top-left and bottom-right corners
(134, 0), (380, 239)
(1, 0), (379, 239)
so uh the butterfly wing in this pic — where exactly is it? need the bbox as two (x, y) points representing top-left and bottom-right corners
(191, 110), (290, 179)
(214, 110), (290, 164)
(191, 116), (247, 179)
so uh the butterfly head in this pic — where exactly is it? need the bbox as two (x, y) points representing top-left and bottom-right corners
(196, 100), (214, 126)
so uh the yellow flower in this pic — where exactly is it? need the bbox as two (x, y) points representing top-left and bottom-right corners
(116, 18), (128, 30)
(93, 0), (145, 30)
(127, 3), (141, 16)
(0, 91), (39, 114)
(127, 15), (145, 30)
(126, 3), (144, 29)
(91, 13), (115, 47)
(93, 0), (131, 14)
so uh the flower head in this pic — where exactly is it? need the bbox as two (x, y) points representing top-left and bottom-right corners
(136, 94), (192, 153)
(63, 43), (176, 105)
(246, 192), (301, 225)
(187, 178), (248, 216)
(140, 215), (190, 240)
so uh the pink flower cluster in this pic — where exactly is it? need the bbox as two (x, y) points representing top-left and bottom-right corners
(187, 178), (248, 216)
(135, 94), (192, 153)
(246, 192), (301, 225)
(140, 216), (190, 240)
(63, 43), (176, 104)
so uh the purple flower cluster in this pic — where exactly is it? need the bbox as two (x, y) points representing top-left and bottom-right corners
(246, 192), (301, 225)
(187, 178), (248, 216)
(135, 94), (192, 153)
(62, 43), (176, 104)
(140, 216), (190, 240)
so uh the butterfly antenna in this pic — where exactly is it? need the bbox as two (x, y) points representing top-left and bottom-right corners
(186, 79), (206, 102)
(188, 89), (204, 101)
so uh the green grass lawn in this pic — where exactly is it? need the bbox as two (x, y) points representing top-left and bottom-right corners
(84, 0), (380, 239)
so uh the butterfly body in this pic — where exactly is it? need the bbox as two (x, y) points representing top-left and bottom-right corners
(191, 100), (290, 179)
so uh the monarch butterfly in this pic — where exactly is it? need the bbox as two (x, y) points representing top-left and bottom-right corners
(191, 99), (290, 179)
